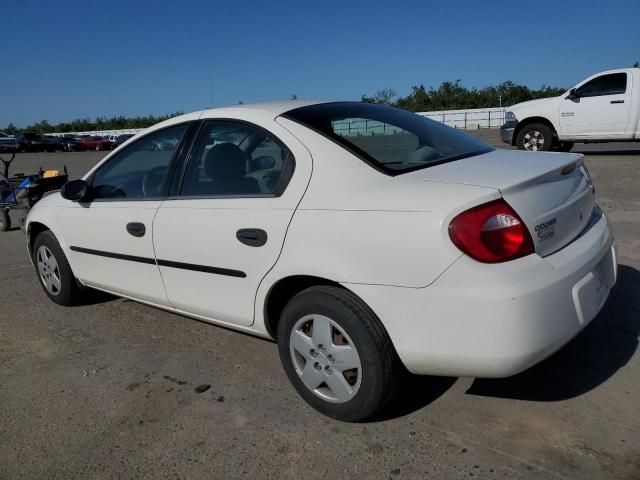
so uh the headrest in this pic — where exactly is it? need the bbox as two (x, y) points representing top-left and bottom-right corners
(204, 143), (247, 181)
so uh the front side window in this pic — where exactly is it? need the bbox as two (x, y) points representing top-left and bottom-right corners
(91, 123), (188, 199)
(577, 73), (627, 97)
(283, 102), (493, 175)
(179, 121), (294, 197)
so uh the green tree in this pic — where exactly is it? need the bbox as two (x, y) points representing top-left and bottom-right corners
(361, 88), (396, 106)
(365, 80), (565, 112)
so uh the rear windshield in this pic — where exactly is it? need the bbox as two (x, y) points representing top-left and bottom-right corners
(283, 102), (493, 175)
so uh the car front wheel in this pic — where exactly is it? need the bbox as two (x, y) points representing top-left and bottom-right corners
(33, 230), (85, 306)
(277, 286), (399, 422)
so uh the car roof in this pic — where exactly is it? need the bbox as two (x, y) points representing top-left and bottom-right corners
(139, 99), (336, 136)
(199, 99), (330, 117)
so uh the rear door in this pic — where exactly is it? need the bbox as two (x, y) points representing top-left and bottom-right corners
(56, 123), (191, 305)
(559, 72), (631, 138)
(152, 118), (312, 326)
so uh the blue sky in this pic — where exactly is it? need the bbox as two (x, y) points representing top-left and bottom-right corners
(1, 0), (639, 127)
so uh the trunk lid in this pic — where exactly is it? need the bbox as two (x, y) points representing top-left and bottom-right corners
(403, 149), (596, 257)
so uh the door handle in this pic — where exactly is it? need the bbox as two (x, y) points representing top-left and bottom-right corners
(236, 228), (267, 247)
(126, 222), (146, 237)
(610, 100), (624, 104)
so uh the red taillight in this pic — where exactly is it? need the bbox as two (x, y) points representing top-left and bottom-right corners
(448, 199), (534, 263)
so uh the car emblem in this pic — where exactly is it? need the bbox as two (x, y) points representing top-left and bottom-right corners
(535, 218), (556, 241)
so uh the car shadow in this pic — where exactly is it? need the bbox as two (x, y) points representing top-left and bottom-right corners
(466, 264), (639, 401)
(373, 373), (457, 422)
(574, 149), (640, 156)
(73, 288), (116, 306)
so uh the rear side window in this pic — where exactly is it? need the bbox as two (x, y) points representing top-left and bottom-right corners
(178, 121), (295, 197)
(578, 73), (627, 97)
(283, 102), (493, 175)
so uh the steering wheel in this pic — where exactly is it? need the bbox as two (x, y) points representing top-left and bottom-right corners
(142, 166), (168, 197)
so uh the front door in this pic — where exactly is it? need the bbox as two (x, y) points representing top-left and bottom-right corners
(57, 123), (191, 306)
(152, 119), (312, 326)
(559, 72), (632, 139)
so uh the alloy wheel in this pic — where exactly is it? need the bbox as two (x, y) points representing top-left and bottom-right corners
(523, 130), (545, 151)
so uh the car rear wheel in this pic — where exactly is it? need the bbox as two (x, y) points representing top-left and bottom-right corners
(277, 286), (399, 422)
(516, 123), (554, 151)
(33, 230), (85, 306)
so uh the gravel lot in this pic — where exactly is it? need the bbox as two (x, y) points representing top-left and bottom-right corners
(1, 130), (639, 479)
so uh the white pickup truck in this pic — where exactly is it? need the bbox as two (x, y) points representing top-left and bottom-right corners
(501, 68), (640, 151)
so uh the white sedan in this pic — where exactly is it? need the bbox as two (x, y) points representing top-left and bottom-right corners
(26, 101), (617, 421)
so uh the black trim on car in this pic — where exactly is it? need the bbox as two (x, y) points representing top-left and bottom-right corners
(69, 246), (246, 278)
(70, 246), (157, 265)
(156, 259), (246, 277)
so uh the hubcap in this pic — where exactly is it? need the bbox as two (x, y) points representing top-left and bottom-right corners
(289, 314), (362, 403)
(523, 130), (545, 151)
(36, 245), (62, 296)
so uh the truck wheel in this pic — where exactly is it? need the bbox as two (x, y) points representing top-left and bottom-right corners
(516, 123), (554, 151)
(0, 210), (10, 232)
(554, 141), (574, 152)
(277, 286), (400, 422)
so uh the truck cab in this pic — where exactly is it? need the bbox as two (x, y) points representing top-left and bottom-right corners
(501, 68), (640, 151)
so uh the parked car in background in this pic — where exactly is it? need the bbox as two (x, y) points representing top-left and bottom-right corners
(59, 135), (85, 152)
(80, 136), (113, 151)
(26, 101), (616, 421)
(113, 133), (135, 148)
(44, 135), (63, 151)
(501, 67), (640, 151)
(14, 132), (54, 152)
(0, 132), (19, 152)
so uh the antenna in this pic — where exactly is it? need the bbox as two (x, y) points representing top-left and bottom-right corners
(208, 72), (214, 108)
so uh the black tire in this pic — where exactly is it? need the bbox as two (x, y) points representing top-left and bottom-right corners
(277, 286), (399, 422)
(32, 230), (85, 306)
(0, 210), (9, 232)
(516, 123), (554, 151)
(554, 141), (574, 152)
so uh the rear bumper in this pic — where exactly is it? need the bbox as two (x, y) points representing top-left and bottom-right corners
(347, 208), (616, 378)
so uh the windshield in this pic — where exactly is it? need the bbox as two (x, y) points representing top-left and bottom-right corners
(283, 102), (493, 175)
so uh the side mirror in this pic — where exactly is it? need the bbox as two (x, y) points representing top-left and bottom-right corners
(250, 155), (276, 172)
(569, 88), (579, 99)
(61, 179), (89, 202)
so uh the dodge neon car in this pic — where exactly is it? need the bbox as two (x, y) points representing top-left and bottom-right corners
(26, 101), (617, 421)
